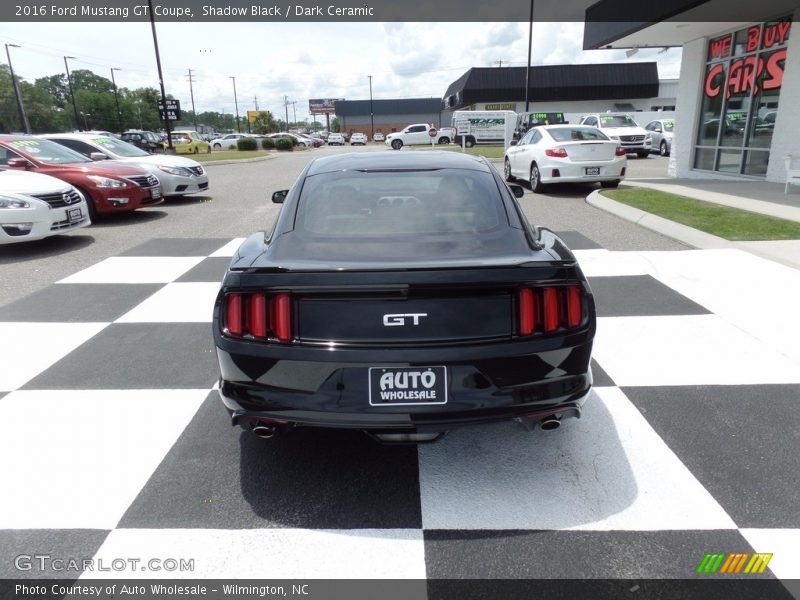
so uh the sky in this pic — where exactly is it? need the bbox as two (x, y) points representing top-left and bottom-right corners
(0, 21), (682, 122)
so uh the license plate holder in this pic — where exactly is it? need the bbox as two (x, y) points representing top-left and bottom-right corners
(67, 207), (82, 222)
(368, 366), (447, 406)
(150, 188), (162, 199)
(585, 167), (600, 176)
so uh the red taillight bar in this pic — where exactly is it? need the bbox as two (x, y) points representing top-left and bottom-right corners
(615, 146), (627, 156)
(224, 292), (292, 342)
(518, 285), (585, 336)
(545, 147), (568, 158)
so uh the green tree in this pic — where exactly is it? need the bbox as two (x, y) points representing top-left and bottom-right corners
(331, 116), (340, 132)
(251, 110), (278, 134)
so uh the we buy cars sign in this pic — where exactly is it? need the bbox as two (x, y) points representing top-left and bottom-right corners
(309, 99), (340, 115)
(158, 98), (181, 121)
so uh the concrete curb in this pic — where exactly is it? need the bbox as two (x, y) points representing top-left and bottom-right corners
(586, 189), (800, 270)
(199, 153), (277, 167)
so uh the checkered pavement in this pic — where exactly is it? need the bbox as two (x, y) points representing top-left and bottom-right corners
(1, 235), (799, 592)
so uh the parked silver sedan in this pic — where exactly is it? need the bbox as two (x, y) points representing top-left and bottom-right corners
(645, 119), (674, 157)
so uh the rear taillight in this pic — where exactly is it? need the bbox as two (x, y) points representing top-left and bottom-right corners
(545, 147), (568, 158)
(223, 292), (293, 342)
(517, 285), (586, 336)
(615, 146), (627, 156)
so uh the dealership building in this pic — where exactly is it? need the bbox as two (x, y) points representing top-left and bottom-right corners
(584, 2), (799, 182)
(335, 98), (451, 138)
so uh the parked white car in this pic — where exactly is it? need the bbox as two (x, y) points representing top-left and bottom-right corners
(578, 114), (651, 158)
(0, 170), (90, 244)
(210, 133), (251, 149)
(373, 132), (385, 142)
(503, 125), (627, 192)
(350, 133), (368, 145)
(43, 133), (209, 197)
(644, 119), (674, 156)
(327, 133), (345, 146)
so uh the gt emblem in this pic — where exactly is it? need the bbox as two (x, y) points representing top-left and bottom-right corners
(383, 313), (427, 326)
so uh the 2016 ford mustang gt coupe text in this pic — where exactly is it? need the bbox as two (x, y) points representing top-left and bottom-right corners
(213, 151), (596, 443)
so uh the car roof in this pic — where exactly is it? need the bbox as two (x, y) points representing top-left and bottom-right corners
(306, 151), (491, 176)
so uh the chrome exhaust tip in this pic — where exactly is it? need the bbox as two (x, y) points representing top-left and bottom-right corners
(540, 416), (562, 431)
(252, 424), (277, 439)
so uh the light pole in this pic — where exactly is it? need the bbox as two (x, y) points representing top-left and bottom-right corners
(524, 0), (534, 113)
(64, 56), (80, 131)
(5, 44), (30, 134)
(368, 75), (374, 140)
(80, 112), (90, 130)
(230, 76), (240, 133)
(187, 68), (198, 132)
(146, 0), (174, 153)
(110, 67), (123, 133)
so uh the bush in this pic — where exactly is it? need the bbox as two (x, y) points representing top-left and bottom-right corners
(275, 138), (293, 151)
(228, 144), (236, 150)
(237, 137), (258, 151)
(261, 137), (276, 149)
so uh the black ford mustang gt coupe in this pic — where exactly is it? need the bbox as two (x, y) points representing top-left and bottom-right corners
(213, 151), (596, 442)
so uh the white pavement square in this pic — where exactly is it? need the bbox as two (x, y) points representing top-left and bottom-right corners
(417, 387), (736, 531)
(740, 528), (800, 580)
(0, 389), (207, 529)
(592, 314), (800, 387)
(0, 322), (109, 390)
(86, 528), (427, 579)
(57, 257), (206, 284)
(209, 238), (247, 257)
(116, 283), (221, 323)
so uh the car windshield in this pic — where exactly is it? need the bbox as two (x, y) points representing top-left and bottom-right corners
(548, 127), (609, 142)
(90, 136), (150, 157)
(4, 138), (91, 164)
(599, 115), (638, 128)
(662, 120), (674, 132)
(296, 168), (507, 236)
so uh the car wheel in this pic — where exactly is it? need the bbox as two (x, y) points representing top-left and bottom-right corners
(530, 163), (543, 193)
(659, 141), (669, 156)
(213, 143), (221, 149)
(391, 139), (403, 150)
(76, 186), (97, 221)
(600, 180), (620, 189)
(465, 139), (475, 148)
(504, 158), (515, 182)
(438, 137), (450, 145)
(637, 150), (649, 159)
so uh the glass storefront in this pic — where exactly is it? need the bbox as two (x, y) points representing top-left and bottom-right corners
(694, 19), (791, 177)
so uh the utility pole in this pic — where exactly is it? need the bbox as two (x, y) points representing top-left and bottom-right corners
(230, 76), (240, 133)
(5, 44), (30, 134)
(283, 95), (289, 131)
(525, 0), (534, 113)
(290, 100), (297, 126)
(146, 0), (173, 152)
(187, 68), (198, 132)
(64, 56), (80, 131)
(253, 95), (258, 110)
(110, 67), (122, 133)
(494, 60), (503, 68)
(368, 75), (374, 140)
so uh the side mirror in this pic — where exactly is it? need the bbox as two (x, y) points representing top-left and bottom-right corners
(508, 184), (525, 199)
(509, 140), (518, 146)
(90, 152), (108, 161)
(7, 157), (30, 169)
(271, 190), (288, 204)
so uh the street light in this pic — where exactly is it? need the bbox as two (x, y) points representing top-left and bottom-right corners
(64, 56), (80, 131)
(110, 67), (123, 133)
(5, 44), (30, 133)
(368, 75), (374, 140)
(230, 76), (240, 133)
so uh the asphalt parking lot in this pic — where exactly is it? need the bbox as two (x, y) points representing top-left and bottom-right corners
(1, 146), (798, 592)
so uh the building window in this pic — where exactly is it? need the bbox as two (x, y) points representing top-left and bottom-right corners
(694, 18), (791, 176)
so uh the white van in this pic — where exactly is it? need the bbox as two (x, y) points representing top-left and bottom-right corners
(451, 110), (517, 148)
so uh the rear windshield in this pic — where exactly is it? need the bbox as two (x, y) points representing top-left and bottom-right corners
(548, 127), (609, 142)
(296, 168), (507, 236)
(599, 115), (638, 128)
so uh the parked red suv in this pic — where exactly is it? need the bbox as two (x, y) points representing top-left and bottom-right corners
(0, 136), (163, 219)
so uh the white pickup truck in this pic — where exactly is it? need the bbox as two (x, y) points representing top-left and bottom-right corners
(385, 124), (453, 150)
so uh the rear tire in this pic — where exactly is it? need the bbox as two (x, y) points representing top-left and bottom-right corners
(504, 158), (515, 182)
(600, 180), (620, 189)
(213, 143), (221, 149)
(391, 139), (403, 150)
(530, 163), (543, 193)
(438, 137), (450, 145)
(465, 138), (475, 148)
(660, 141), (669, 156)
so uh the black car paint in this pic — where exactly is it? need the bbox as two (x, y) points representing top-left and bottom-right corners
(213, 151), (596, 439)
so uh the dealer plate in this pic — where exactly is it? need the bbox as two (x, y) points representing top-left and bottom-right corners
(368, 366), (447, 406)
(585, 167), (600, 176)
(151, 188), (162, 199)
(67, 207), (82, 222)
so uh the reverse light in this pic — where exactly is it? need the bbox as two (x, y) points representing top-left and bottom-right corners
(518, 285), (586, 336)
(545, 147), (568, 158)
(223, 291), (293, 342)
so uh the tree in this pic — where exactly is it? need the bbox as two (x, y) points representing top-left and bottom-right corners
(331, 116), (341, 133)
(251, 111), (278, 134)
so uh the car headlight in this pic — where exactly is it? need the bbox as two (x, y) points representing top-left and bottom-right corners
(0, 197), (30, 209)
(608, 135), (620, 140)
(87, 175), (127, 188)
(645, 134), (652, 141)
(158, 165), (193, 177)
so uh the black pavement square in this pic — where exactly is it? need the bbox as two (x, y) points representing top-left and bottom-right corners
(22, 323), (218, 390)
(0, 392), (7, 400)
(589, 275), (710, 317)
(119, 238), (231, 257)
(0, 529), (109, 578)
(175, 257), (231, 282)
(554, 230), (603, 250)
(119, 393), (422, 530)
(0, 284), (163, 323)
(423, 529), (778, 580)
(624, 384), (800, 529)
(591, 359), (615, 387)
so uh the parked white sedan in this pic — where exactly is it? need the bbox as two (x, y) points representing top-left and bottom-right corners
(0, 170), (90, 244)
(504, 125), (627, 192)
(43, 133), (209, 197)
